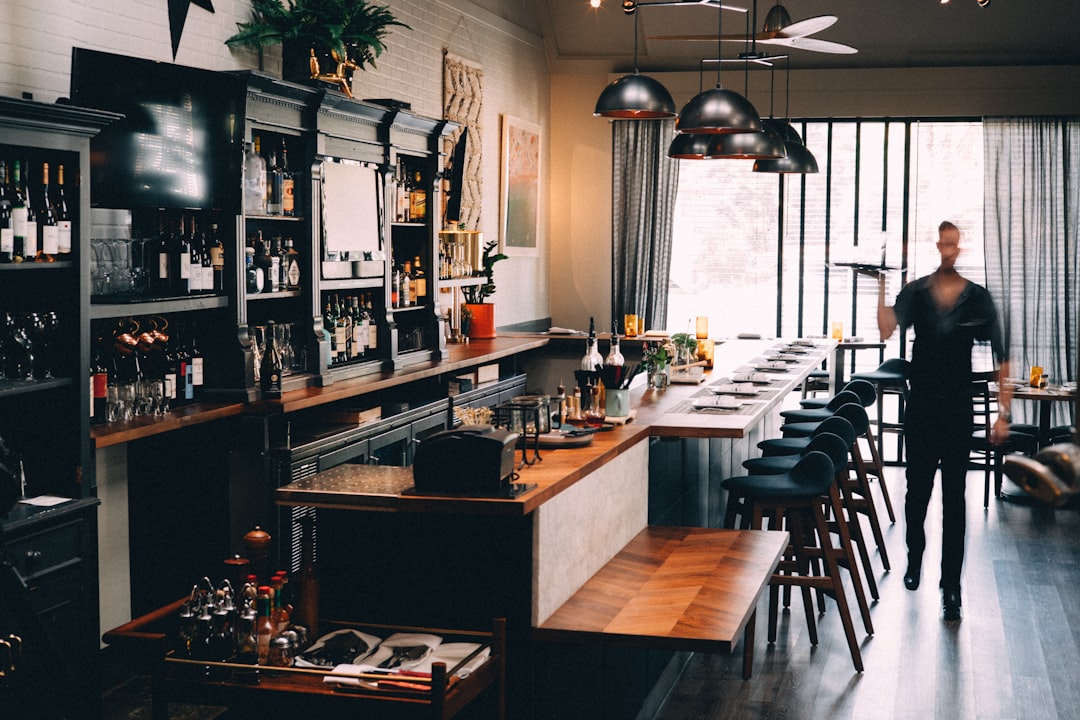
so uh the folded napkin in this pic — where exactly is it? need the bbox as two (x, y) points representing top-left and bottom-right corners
(732, 372), (771, 384)
(411, 643), (491, 678)
(363, 632), (443, 670)
(295, 628), (383, 669)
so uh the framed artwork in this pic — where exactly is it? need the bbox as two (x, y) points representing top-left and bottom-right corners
(500, 115), (541, 256)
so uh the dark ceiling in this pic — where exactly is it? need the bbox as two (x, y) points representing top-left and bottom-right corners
(537, 0), (1080, 74)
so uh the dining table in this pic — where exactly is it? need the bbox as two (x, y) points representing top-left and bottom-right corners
(992, 380), (1077, 448)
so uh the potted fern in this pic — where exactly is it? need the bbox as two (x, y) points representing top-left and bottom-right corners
(225, 0), (408, 95)
(461, 239), (507, 339)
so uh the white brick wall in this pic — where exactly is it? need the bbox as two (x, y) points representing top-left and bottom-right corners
(0, 0), (550, 327)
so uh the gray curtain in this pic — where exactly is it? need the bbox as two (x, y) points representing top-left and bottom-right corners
(983, 117), (1080, 429)
(611, 120), (679, 332)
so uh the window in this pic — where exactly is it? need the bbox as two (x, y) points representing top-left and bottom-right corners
(668, 120), (985, 373)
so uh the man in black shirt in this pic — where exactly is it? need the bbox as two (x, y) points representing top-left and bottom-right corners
(875, 221), (1013, 622)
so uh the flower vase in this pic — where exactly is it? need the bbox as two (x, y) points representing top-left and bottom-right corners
(649, 367), (669, 390)
(464, 303), (496, 339)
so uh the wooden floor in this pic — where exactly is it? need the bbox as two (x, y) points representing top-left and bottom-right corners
(654, 466), (1080, 720)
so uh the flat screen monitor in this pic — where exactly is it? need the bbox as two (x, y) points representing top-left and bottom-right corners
(69, 48), (245, 211)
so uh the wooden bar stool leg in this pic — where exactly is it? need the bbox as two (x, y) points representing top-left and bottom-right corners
(825, 483), (874, 636)
(851, 442), (892, 572)
(863, 424), (897, 523)
(810, 500), (865, 672)
(742, 609), (756, 680)
(837, 471), (880, 600)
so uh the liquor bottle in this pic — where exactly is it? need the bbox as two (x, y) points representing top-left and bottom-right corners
(244, 247), (260, 294)
(54, 164), (72, 256)
(35, 162), (57, 262)
(13, 161), (36, 262)
(0, 161), (11, 263)
(350, 296), (366, 359)
(280, 138), (295, 217)
(400, 261), (413, 307)
(253, 232), (272, 293)
(209, 224), (225, 293)
(412, 255), (427, 300)
(391, 266), (401, 308)
(365, 294), (378, 352)
(324, 301), (338, 363)
(291, 516), (319, 638)
(283, 236), (301, 291)
(409, 170), (426, 222)
(266, 143), (283, 216)
(333, 295), (349, 364)
(195, 223), (211, 293)
(244, 137), (267, 215)
(271, 236), (285, 292)
(395, 164), (409, 222)
(260, 320), (282, 397)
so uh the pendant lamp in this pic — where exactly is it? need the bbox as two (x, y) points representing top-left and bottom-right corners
(674, 4), (761, 134)
(667, 132), (718, 159)
(753, 59), (818, 173)
(594, 8), (676, 119)
(708, 54), (785, 159)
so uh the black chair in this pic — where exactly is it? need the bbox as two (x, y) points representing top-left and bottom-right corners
(722, 451), (868, 672)
(742, 428), (882, 602)
(850, 357), (911, 465)
(788, 379), (878, 417)
(970, 372), (1039, 507)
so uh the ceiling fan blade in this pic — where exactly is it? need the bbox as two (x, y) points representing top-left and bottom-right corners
(766, 15), (836, 39)
(758, 36), (858, 54)
(633, 0), (748, 11)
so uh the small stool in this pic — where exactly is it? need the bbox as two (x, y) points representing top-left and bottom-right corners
(722, 451), (868, 672)
(798, 378), (877, 410)
(851, 358), (910, 465)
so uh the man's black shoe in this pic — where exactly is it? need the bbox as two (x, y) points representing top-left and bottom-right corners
(943, 589), (962, 622)
(903, 565), (921, 591)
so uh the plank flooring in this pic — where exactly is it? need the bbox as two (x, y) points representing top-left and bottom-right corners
(653, 466), (1080, 720)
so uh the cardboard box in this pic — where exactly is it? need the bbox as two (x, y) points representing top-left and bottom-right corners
(321, 406), (382, 426)
(476, 363), (500, 385)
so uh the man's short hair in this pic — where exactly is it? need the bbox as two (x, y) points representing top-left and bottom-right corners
(939, 220), (959, 234)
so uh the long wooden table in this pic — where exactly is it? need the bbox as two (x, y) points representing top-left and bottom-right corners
(535, 526), (788, 679)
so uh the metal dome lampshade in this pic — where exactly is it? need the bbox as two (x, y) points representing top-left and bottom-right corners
(595, 73), (676, 118)
(673, 5), (761, 134)
(709, 119), (786, 159)
(754, 120), (819, 173)
(667, 132), (718, 159)
(594, 9), (676, 119)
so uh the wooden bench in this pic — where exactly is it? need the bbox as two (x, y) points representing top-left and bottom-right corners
(534, 526), (789, 680)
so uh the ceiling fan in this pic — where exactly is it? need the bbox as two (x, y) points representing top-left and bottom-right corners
(648, 1), (859, 55)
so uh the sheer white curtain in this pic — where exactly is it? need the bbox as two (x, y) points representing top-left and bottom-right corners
(983, 117), (1080, 429)
(611, 120), (679, 332)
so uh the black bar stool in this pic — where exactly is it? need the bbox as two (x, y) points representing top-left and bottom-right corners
(850, 357), (911, 465)
(722, 451), (868, 673)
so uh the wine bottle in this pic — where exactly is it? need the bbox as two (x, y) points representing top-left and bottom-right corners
(148, 214), (171, 295)
(35, 162), (57, 262)
(209, 224), (225, 293)
(54, 164), (72, 256)
(324, 301), (338, 364)
(365, 294), (378, 352)
(281, 138), (295, 217)
(252, 232), (271, 293)
(244, 137), (267, 215)
(12, 161), (35, 262)
(176, 215), (192, 294)
(259, 320), (282, 397)
(351, 296), (366, 359)
(400, 261), (413, 307)
(189, 332), (204, 394)
(391, 266), (401, 308)
(0, 161), (11, 263)
(334, 294), (349, 363)
(198, 224), (214, 293)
